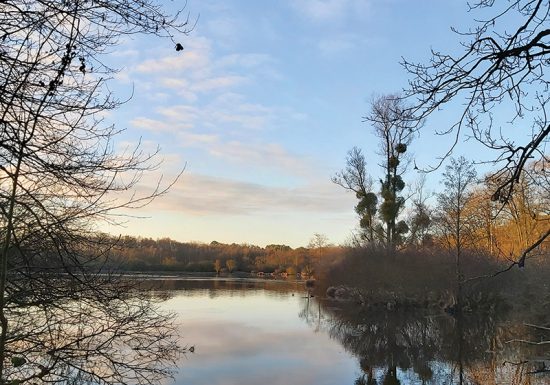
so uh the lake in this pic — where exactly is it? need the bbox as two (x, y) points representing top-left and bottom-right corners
(153, 277), (550, 385)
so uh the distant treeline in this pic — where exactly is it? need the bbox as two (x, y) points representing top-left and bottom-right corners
(104, 236), (344, 275)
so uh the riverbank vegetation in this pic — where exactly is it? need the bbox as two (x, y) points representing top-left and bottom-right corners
(1, 0), (549, 383)
(323, 154), (549, 306)
(106, 152), (548, 284)
(103, 236), (343, 276)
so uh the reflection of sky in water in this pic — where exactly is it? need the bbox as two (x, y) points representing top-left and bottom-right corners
(162, 283), (360, 385)
(157, 279), (550, 385)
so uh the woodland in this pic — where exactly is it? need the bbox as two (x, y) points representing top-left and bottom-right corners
(0, 0), (549, 384)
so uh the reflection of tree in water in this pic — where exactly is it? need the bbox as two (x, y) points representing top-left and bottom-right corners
(302, 298), (550, 385)
(5, 278), (181, 384)
(326, 305), (442, 384)
(298, 294), (331, 334)
(140, 277), (300, 299)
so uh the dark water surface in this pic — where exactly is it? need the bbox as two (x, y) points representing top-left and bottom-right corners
(153, 278), (550, 385)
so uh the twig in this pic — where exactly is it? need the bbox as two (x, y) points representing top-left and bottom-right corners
(504, 339), (550, 345)
(524, 323), (550, 332)
(464, 227), (550, 283)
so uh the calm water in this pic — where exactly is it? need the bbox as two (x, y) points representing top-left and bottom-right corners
(153, 278), (550, 385)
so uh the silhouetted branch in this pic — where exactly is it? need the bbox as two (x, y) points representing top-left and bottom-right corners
(403, 0), (550, 203)
(464, 226), (550, 283)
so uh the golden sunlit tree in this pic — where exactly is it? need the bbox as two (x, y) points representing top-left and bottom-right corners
(225, 259), (236, 273)
(214, 259), (222, 275)
(308, 233), (328, 264)
(435, 156), (478, 305)
(403, 0), (550, 267)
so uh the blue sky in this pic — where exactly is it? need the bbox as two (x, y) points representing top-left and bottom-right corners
(99, 0), (522, 247)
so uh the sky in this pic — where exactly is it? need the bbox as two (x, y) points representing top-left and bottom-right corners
(99, 0), (525, 248)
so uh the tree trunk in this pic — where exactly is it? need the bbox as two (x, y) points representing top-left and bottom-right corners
(0, 148), (23, 381)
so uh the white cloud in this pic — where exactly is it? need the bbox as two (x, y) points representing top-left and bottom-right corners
(110, 49), (140, 58)
(135, 36), (212, 74)
(136, 172), (354, 216)
(154, 79), (197, 101)
(125, 33), (282, 116)
(154, 75), (246, 101)
(136, 96), (299, 134)
(205, 140), (309, 173)
(136, 51), (206, 74)
(159, 78), (189, 89)
(317, 35), (356, 55)
(215, 53), (272, 69)
(115, 29), (327, 220)
(129, 107), (312, 178)
(130, 116), (193, 132)
(191, 75), (247, 93)
(132, 36), (271, 87)
(156, 105), (200, 126)
(289, 0), (371, 22)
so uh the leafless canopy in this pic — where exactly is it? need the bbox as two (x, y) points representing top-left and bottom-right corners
(403, 0), (549, 202)
(402, 0), (550, 260)
(364, 95), (416, 174)
(0, 1), (192, 384)
(332, 147), (372, 196)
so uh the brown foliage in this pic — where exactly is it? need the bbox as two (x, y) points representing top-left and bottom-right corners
(318, 246), (543, 308)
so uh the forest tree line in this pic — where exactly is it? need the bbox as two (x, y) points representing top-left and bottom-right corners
(105, 235), (344, 275)
(333, 95), (549, 263)
(105, 154), (549, 278)
(104, 152), (549, 277)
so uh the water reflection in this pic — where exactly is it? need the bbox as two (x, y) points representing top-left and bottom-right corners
(143, 276), (303, 300)
(148, 278), (549, 385)
(309, 296), (550, 385)
(159, 278), (359, 385)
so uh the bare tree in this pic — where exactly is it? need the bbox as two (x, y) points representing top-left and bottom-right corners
(407, 175), (434, 247)
(466, 186), (499, 255)
(308, 233), (328, 265)
(214, 259), (222, 276)
(403, 0), (550, 261)
(225, 259), (236, 273)
(365, 95), (416, 250)
(435, 156), (478, 306)
(484, 160), (550, 258)
(332, 147), (379, 244)
(0, 1), (191, 383)
(333, 95), (417, 249)
(332, 147), (372, 198)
